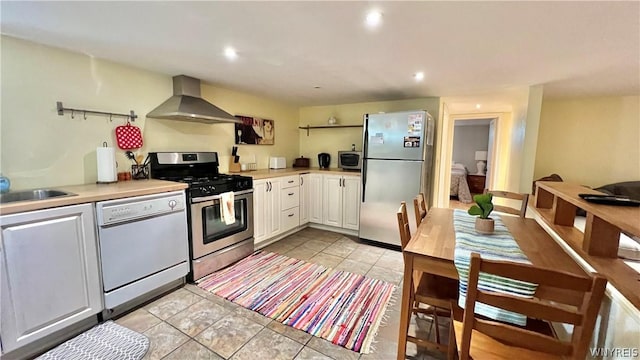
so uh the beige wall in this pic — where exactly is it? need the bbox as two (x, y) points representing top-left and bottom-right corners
(519, 85), (543, 192)
(535, 96), (640, 187)
(298, 98), (440, 168)
(452, 124), (490, 172)
(0, 36), (298, 189)
(147, 84), (299, 172)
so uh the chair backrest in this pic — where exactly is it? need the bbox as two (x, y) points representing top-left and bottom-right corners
(396, 201), (412, 249)
(458, 253), (607, 360)
(413, 192), (427, 227)
(484, 189), (529, 217)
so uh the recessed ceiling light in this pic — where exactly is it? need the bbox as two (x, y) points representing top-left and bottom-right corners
(414, 72), (424, 81)
(365, 10), (383, 28)
(224, 46), (237, 60)
(475, 104), (481, 109)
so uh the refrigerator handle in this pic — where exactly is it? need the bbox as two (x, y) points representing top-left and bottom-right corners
(362, 115), (369, 160)
(361, 114), (368, 203)
(361, 159), (367, 202)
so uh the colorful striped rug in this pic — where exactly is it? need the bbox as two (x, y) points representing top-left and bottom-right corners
(197, 251), (395, 354)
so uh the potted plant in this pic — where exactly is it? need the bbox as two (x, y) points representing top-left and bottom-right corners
(468, 193), (495, 234)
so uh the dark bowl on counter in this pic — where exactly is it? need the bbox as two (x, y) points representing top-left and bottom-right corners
(293, 157), (310, 168)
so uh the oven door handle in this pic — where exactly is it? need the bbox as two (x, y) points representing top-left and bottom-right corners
(191, 189), (254, 203)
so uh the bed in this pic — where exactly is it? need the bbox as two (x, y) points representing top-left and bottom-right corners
(450, 163), (473, 203)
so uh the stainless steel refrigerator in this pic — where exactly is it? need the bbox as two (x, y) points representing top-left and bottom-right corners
(359, 110), (434, 246)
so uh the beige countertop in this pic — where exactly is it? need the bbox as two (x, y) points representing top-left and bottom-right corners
(245, 167), (361, 180)
(0, 179), (188, 215)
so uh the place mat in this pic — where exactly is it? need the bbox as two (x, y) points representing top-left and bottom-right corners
(453, 210), (537, 326)
(197, 251), (395, 354)
(36, 321), (149, 360)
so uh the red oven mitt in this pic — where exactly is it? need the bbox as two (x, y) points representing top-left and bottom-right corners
(115, 122), (143, 150)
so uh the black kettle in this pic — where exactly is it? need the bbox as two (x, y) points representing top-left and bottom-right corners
(318, 153), (331, 169)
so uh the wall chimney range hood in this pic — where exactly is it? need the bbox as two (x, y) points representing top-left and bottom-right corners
(147, 75), (240, 124)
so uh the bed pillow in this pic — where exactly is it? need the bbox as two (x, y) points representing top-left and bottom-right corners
(452, 163), (466, 171)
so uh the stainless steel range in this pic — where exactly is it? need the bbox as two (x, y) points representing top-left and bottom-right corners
(149, 152), (254, 281)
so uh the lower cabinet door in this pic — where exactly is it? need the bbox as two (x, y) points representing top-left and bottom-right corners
(253, 180), (269, 245)
(268, 178), (282, 237)
(342, 176), (361, 230)
(323, 175), (343, 227)
(0, 204), (102, 353)
(309, 174), (323, 223)
(299, 174), (310, 225)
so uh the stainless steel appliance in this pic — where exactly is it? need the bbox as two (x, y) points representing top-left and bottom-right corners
(359, 110), (434, 246)
(338, 151), (362, 170)
(96, 191), (189, 310)
(149, 152), (254, 281)
(318, 153), (331, 169)
(147, 75), (239, 124)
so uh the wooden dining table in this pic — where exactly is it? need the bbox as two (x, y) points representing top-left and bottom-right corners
(397, 208), (588, 360)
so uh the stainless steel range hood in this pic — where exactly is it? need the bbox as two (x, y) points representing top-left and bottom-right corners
(147, 75), (240, 124)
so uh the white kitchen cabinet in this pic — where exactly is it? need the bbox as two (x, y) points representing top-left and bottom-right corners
(280, 176), (299, 233)
(299, 174), (310, 225)
(322, 174), (361, 230)
(323, 175), (343, 227)
(253, 180), (268, 242)
(342, 176), (361, 230)
(253, 178), (282, 246)
(308, 174), (323, 224)
(0, 203), (102, 353)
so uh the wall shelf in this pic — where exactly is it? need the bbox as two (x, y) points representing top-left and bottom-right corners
(298, 124), (363, 136)
(533, 181), (640, 309)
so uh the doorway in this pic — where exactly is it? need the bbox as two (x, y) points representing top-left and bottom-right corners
(449, 118), (497, 206)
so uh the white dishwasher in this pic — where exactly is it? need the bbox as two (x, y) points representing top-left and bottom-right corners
(96, 191), (189, 310)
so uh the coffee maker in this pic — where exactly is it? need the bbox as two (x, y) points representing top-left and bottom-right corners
(318, 153), (331, 169)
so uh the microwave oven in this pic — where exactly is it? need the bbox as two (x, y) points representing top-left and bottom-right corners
(338, 151), (362, 170)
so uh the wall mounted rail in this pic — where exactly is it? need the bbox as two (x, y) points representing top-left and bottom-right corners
(57, 101), (137, 122)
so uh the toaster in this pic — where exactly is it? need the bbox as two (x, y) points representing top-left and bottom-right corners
(269, 156), (286, 169)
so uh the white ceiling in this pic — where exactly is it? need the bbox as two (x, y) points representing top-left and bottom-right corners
(1, 1), (638, 107)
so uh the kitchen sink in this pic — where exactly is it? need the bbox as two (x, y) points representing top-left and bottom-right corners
(0, 189), (77, 204)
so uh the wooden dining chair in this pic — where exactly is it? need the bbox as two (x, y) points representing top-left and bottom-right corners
(484, 189), (529, 217)
(413, 192), (428, 227)
(450, 253), (607, 360)
(397, 202), (459, 354)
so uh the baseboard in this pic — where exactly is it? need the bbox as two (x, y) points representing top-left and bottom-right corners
(255, 226), (309, 249)
(308, 223), (358, 237)
(254, 223), (359, 250)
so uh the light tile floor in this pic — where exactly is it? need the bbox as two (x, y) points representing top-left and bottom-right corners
(116, 227), (448, 360)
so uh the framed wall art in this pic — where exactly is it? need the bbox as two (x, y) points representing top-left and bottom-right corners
(235, 115), (274, 145)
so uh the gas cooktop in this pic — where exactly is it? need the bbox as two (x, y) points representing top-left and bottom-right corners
(148, 152), (253, 198)
(158, 174), (253, 198)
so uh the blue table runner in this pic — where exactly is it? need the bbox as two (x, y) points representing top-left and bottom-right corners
(453, 210), (537, 326)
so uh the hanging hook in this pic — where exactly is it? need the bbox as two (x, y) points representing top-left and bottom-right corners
(83, 111), (87, 120)
(71, 109), (75, 119)
(109, 114), (112, 122)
